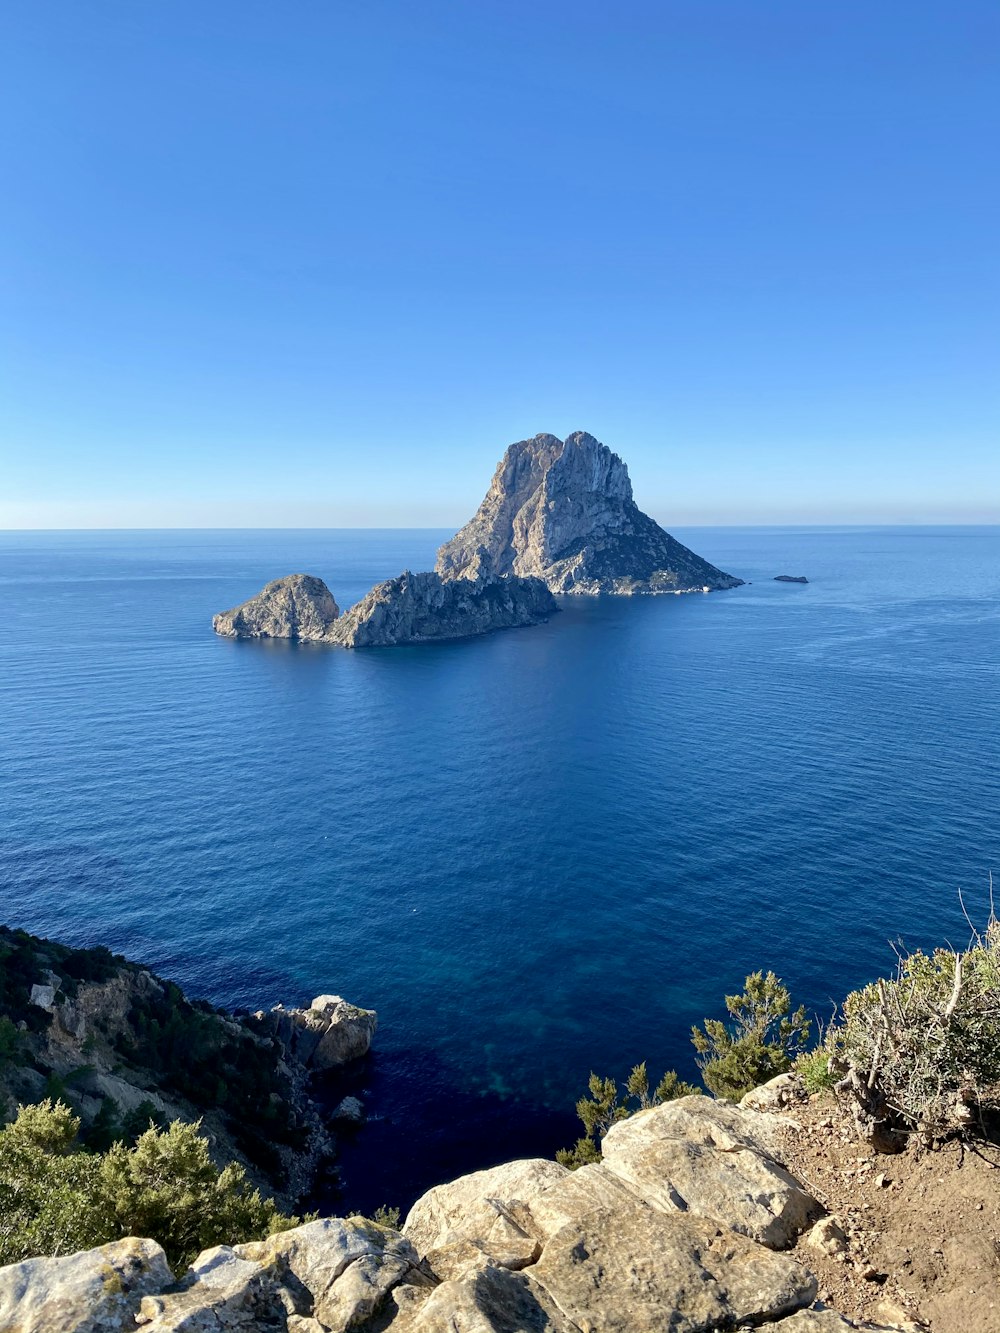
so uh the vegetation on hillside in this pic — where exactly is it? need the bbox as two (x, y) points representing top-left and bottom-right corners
(0, 924), (307, 1184)
(0, 1100), (301, 1269)
(831, 916), (1000, 1148)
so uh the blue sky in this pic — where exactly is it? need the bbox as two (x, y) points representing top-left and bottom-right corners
(1, 1), (997, 527)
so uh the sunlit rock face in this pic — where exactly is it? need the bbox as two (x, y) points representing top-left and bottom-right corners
(436, 430), (743, 595)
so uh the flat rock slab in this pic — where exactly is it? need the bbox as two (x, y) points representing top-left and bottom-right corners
(530, 1201), (817, 1333)
(403, 1159), (567, 1269)
(601, 1094), (820, 1248)
(0, 1237), (173, 1333)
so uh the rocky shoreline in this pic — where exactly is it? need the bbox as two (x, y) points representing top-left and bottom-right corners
(0, 926), (376, 1211)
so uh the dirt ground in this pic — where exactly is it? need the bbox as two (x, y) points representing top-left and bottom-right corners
(778, 1089), (1000, 1333)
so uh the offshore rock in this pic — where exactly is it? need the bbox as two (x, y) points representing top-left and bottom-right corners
(436, 430), (743, 595)
(260, 995), (378, 1069)
(330, 570), (557, 648)
(213, 574), (341, 640)
(775, 574), (809, 584)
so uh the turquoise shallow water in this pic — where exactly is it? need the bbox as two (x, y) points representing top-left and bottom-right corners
(2, 526), (999, 1210)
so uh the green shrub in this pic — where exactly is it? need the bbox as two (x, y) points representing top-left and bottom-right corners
(0, 1100), (301, 1269)
(557, 1062), (698, 1168)
(832, 920), (1000, 1145)
(691, 971), (810, 1101)
(794, 1046), (836, 1094)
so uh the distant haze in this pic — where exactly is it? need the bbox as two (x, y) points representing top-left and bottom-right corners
(1, 3), (997, 528)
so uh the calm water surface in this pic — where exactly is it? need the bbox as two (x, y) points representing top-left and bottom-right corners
(2, 526), (999, 1210)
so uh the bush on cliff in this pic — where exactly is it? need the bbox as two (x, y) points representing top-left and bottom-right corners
(831, 918), (1000, 1148)
(557, 1062), (698, 1168)
(0, 1100), (300, 1269)
(691, 971), (810, 1101)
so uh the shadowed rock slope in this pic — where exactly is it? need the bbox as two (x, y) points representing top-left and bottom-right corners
(0, 1087), (902, 1333)
(332, 570), (557, 647)
(213, 571), (557, 648)
(436, 431), (743, 595)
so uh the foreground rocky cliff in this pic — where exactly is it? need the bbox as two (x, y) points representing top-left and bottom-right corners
(436, 431), (743, 595)
(1, 1087), (907, 1333)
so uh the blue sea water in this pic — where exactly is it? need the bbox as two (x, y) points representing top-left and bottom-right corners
(2, 526), (999, 1212)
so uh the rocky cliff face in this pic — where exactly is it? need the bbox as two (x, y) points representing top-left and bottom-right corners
(213, 574), (341, 641)
(0, 926), (374, 1209)
(1, 1085), (903, 1333)
(331, 571), (557, 647)
(436, 431), (743, 594)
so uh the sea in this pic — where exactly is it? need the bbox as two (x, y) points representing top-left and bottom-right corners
(2, 526), (999, 1214)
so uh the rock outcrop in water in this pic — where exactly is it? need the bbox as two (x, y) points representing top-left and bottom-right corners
(213, 574), (341, 641)
(331, 570), (557, 647)
(213, 571), (556, 648)
(1, 1083), (903, 1333)
(436, 431), (743, 595)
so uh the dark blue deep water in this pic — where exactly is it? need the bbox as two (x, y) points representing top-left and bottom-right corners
(2, 527), (999, 1211)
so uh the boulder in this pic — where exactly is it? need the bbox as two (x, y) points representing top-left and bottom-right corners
(383, 1264), (577, 1333)
(213, 574), (340, 641)
(436, 431), (743, 595)
(402, 1159), (568, 1271)
(530, 1201), (817, 1332)
(264, 995), (377, 1068)
(236, 1217), (423, 1331)
(0, 1237), (173, 1333)
(137, 1245), (286, 1331)
(137, 1219), (424, 1333)
(600, 1095), (820, 1248)
(330, 570), (557, 648)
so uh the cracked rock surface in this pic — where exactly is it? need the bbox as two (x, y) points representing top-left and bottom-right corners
(0, 1087), (905, 1332)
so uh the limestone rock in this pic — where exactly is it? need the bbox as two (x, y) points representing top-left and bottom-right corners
(805, 1215), (849, 1257)
(213, 574), (340, 641)
(770, 1312), (900, 1331)
(436, 431), (743, 595)
(330, 570), (557, 648)
(530, 1200), (817, 1332)
(263, 995), (377, 1069)
(403, 1159), (567, 1270)
(385, 1264), (577, 1333)
(236, 1217), (423, 1331)
(0, 1236), (173, 1333)
(600, 1095), (820, 1248)
(739, 1071), (808, 1114)
(137, 1244), (286, 1331)
(135, 1219), (422, 1332)
(518, 1162), (643, 1241)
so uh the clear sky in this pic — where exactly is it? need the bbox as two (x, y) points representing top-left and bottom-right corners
(1, 1), (997, 527)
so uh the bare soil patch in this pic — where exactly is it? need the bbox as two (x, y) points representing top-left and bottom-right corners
(779, 1089), (1000, 1332)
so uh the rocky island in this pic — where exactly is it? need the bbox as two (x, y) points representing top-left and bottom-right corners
(212, 431), (743, 649)
(214, 570), (557, 648)
(213, 574), (341, 640)
(774, 575), (809, 585)
(436, 431), (743, 595)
